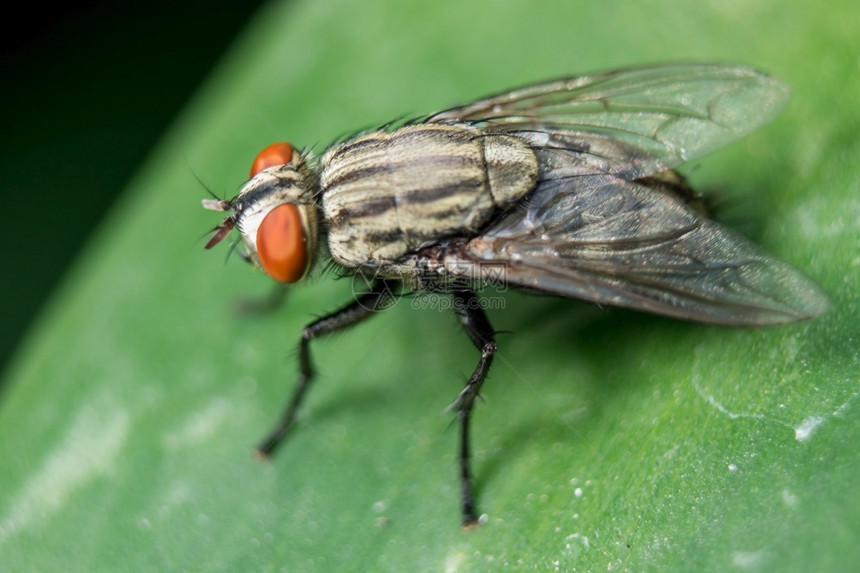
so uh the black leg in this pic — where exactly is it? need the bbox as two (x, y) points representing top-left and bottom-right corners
(256, 280), (397, 457)
(451, 289), (497, 527)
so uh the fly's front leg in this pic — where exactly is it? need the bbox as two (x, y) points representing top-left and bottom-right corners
(451, 288), (498, 527)
(256, 279), (397, 457)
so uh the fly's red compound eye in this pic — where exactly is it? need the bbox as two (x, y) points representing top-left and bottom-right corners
(256, 203), (308, 283)
(250, 142), (295, 178)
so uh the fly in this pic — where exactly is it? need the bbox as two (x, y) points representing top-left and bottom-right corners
(202, 64), (828, 526)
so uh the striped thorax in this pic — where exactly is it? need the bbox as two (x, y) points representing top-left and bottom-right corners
(320, 123), (538, 277)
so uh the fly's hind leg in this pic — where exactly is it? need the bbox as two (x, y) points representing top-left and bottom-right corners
(256, 279), (398, 457)
(450, 288), (498, 527)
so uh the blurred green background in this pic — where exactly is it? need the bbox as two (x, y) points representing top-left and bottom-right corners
(1, 0), (857, 571)
(0, 1), (263, 376)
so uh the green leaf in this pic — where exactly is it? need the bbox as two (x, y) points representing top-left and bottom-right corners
(2, 0), (857, 570)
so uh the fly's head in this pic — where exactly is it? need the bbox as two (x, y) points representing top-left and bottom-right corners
(203, 142), (320, 283)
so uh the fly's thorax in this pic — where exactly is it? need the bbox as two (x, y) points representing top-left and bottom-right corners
(233, 159), (322, 282)
(319, 123), (538, 273)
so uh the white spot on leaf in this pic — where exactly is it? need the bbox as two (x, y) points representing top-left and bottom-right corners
(732, 550), (766, 568)
(794, 416), (824, 442)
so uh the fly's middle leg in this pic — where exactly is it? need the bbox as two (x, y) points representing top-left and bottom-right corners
(256, 279), (398, 457)
(451, 288), (497, 527)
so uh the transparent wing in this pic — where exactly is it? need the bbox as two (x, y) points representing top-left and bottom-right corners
(441, 174), (828, 326)
(428, 64), (790, 179)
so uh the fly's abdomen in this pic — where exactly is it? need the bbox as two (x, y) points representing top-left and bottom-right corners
(320, 123), (538, 270)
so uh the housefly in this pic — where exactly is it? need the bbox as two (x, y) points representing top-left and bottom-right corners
(203, 64), (828, 526)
